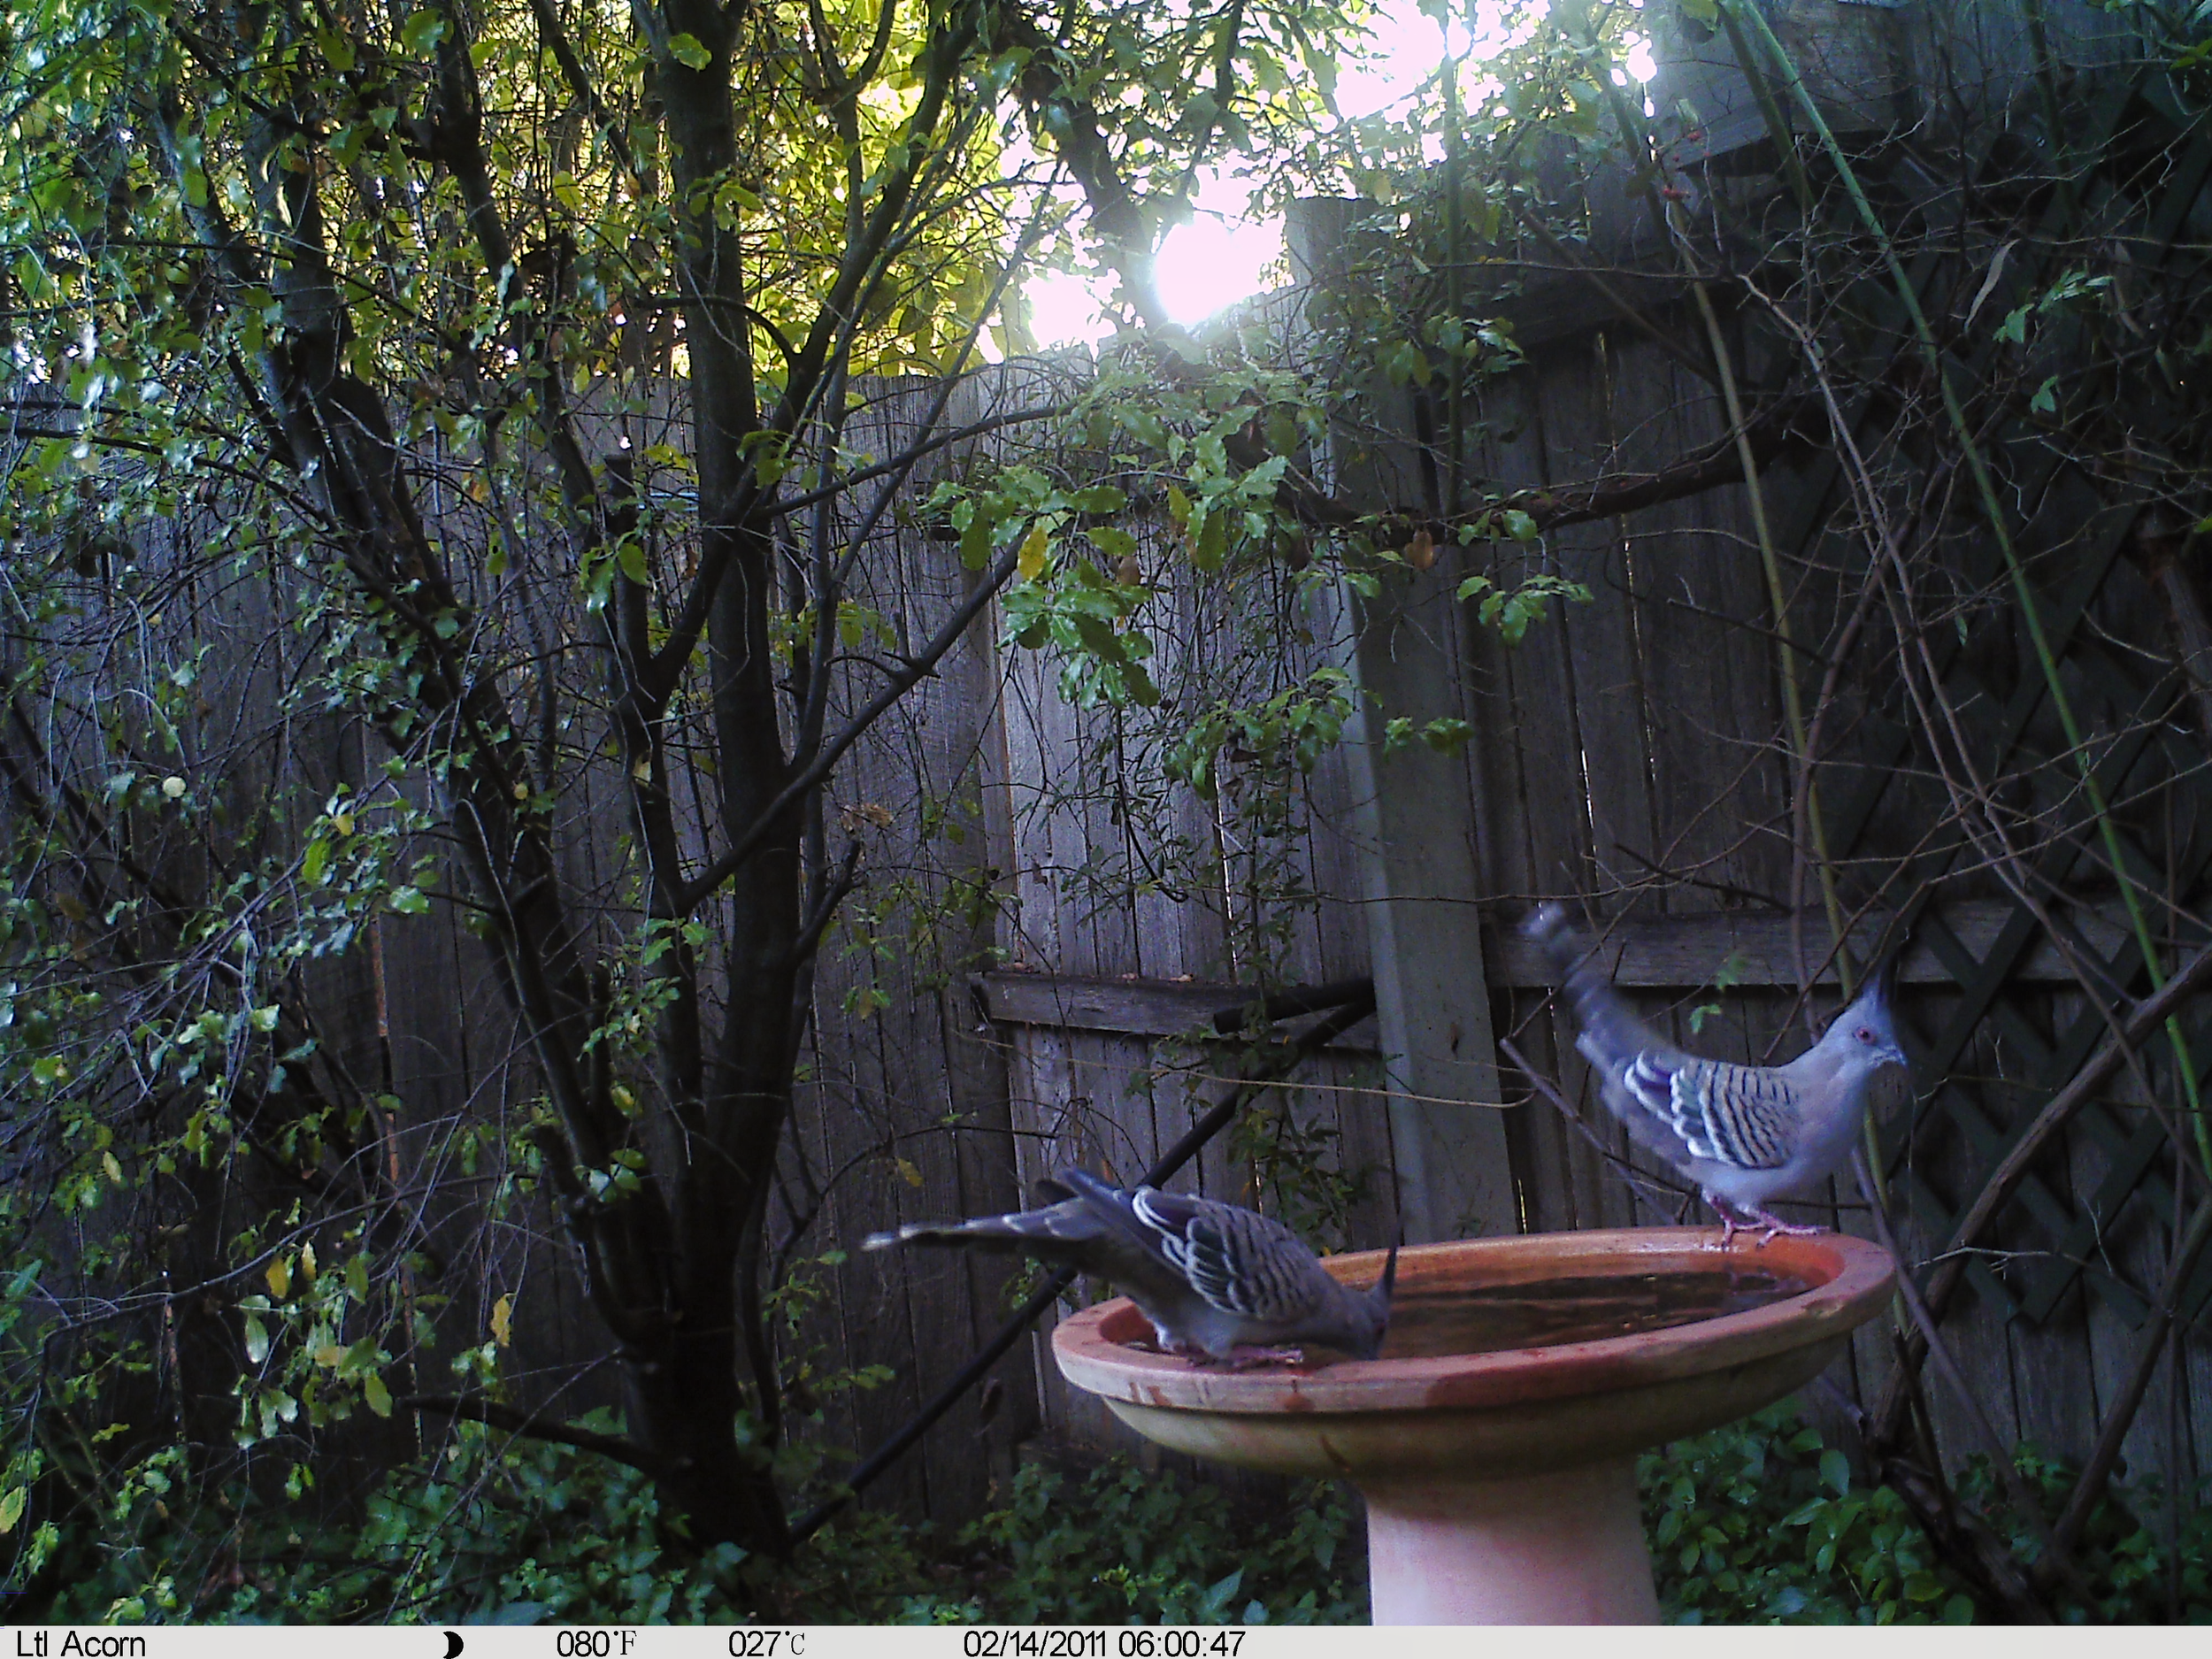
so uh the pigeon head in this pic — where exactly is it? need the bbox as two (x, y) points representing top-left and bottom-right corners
(1832, 956), (1908, 1073)
(1337, 1237), (1400, 1361)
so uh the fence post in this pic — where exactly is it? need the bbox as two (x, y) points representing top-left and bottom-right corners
(1288, 199), (1517, 1242)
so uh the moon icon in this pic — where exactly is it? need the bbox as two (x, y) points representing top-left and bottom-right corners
(442, 1633), (465, 1659)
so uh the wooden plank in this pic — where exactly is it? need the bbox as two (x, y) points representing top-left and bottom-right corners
(1483, 898), (2137, 989)
(975, 897), (2153, 1041)
(1542, 330), (1666, 908)
(975, 970), (1378, 1045)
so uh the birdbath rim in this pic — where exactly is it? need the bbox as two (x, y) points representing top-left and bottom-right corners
(1052, 1225), (1895, 1417)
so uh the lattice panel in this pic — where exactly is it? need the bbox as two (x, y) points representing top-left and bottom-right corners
(1799, 75), (2212, 1336)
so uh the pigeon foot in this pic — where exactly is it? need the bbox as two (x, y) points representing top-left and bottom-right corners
(1706, 1192), (1827, 1246)
(1708, 1194), (1832, 1248)
(1742, 1206), (1826, 1244)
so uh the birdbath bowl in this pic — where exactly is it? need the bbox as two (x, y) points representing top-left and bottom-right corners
(1052, 1226), (1894, 1624)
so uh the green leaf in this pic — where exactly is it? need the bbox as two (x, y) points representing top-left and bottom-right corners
(363, 1372), (393, 1417)
(388, 886), (430, 916)
(399, 11), (447, 55)
(959, 512), (995, 572)
(243, 1311), (270, 1365)
(302, 837), (329, 886)
(1819, 1448), (1850, 1495)
(1503, 509), (1539, 541)
(1420, 718), (1473, 753)
(1090, 526), (1138, 559)
(0, 1486), (22, 1534)
(668, 32), (710, 71)
(1119, 408), (1167, 449)
(1193, 509), (1227, 572)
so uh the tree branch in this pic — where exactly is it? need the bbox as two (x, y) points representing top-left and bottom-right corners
(401, 1394), (669, 1479)
(678, 538), (1023, 912)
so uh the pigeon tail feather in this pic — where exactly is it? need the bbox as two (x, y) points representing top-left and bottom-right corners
(861, 1199), (1102, 1255)
(1522, 902), (1669, 1073)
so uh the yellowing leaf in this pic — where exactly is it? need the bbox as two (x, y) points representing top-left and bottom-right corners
(491, 1294), (512, 1348)
(102, 1150), (123, 1184)
(300, 1241), (317, 1283)
(1017, 524), (1048, 582)
(313, 1343), (345, 1369)
(363, 1373), (393, 1417)
(1406, 528), (1437, 571)
(266, 1256), (291, 1300)
(895, 1156), (924, 1188)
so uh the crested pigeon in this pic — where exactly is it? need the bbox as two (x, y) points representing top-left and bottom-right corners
(1522, 903), (1909, 1243)
(863, 1166), (1397, 1366)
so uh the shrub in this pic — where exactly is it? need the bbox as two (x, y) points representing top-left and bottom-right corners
(919, 1459), (1363, 1624)
(1640, 1402), (1976, 1624)
(35, 1399), (2209, 1624)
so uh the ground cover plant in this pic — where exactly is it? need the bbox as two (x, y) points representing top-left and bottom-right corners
(35, 1402), (2210, 1624)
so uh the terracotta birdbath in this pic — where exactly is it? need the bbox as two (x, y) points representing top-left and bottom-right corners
(1052, 1226), (1894, 1624)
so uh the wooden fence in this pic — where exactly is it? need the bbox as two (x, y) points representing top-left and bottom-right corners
(817, 0), (2212, 1520)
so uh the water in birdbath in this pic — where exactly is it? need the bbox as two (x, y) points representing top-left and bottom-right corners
(1377, 1268), (1810, 1360)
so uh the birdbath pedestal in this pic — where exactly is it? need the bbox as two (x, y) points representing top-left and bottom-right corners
(1052, 1227), (1894, 1624)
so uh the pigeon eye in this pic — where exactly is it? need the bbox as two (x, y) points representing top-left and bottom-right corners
(1856, 1026), (1875, 1043)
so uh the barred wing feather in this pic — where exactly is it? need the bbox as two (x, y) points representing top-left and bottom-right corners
(1624, 1053), (1798, 1172)
(1130, 1187), (1319, 1323)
